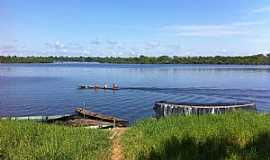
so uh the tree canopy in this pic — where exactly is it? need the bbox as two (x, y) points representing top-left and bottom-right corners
(0, 54), (270, 65)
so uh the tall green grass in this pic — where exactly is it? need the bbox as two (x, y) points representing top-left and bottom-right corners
(0, 121), (111, 160)
(122, 112), (270, 160)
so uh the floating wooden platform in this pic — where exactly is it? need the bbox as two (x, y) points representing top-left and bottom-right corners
(76, 108), (128, 127)
(47, 115), (116, 128)
(0, 108), (128, 128)
(79, 85), (120, 90)
(154, 101), (256, 117)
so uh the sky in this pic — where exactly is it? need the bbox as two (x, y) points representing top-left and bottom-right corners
(1, 0), (270, 57)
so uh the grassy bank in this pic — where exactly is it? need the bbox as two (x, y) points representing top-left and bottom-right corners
(122, 112), (270, 160)
(2, 112), (270, 160)
(0, 121), (111, 160)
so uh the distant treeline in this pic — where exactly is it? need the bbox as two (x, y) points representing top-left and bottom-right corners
(1, 54), (270, 64)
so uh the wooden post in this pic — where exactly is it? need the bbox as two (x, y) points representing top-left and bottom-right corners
(83, 103), (86, 119)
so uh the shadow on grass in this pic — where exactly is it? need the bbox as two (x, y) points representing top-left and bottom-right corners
(138, 132), (270, 160)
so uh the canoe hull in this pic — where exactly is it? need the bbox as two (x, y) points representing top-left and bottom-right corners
(75, 108), (128, 127)
(79, 85), (120, 90)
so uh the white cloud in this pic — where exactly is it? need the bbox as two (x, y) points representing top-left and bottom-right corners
(66, 42), (84, 50)
(45, 41), (65, 50)
(161, 22), (261, 37)
(0, 45), (15, 55)
(89, 39), (102, 45)
(145, 41), (161, 49)
(0, 44), (16, 50)
(0, 46), (43, 56)
(252, 5), (270, 13)
(106, 40), (118, 45)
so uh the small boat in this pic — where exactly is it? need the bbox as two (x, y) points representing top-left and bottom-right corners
(47, 115), (116, 128)
(1, 108), (128, 128)
(79, 85), (120, 90)
(75, 108), (128, 127)
(0, 114), (72, 121)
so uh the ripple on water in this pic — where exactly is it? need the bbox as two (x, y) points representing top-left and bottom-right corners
(1, 64), (270, 122)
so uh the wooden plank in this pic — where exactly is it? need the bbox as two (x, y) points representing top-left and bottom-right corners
(75, 108), (128, 126)
(0, 113), (127, 127)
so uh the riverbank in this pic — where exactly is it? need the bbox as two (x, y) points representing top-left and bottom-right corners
(122, 111), (270, 160)
(1, 55), (270, 64)
(1, 111), (270, 159)
(0, 121), (111, 160)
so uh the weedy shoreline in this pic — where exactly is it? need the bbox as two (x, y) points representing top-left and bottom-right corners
(122, 111), (270, 160)
(1, 111), (270, 160)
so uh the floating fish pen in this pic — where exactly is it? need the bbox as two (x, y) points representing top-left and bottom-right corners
(154, 101), (256, 118)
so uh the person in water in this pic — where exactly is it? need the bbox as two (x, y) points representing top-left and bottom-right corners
(112, 83), (118, 89)
(94, 84), (99, 89)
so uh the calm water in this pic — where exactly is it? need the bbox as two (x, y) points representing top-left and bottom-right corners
(0, 63), (270, 122)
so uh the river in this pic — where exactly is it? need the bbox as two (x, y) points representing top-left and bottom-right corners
(0, 63), (269, 122)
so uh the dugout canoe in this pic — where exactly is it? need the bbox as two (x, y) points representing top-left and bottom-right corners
(79, 85), (120, 90)
(0, 114), (72, 121)
(75, 108), (128, 127)
(1, 108), (128, 128)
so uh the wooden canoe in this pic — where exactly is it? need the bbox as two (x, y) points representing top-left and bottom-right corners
(79, 85), (120, 90)
(1, 109), (128, 128)
(75, 108), (128, 127)
(53, 117), (114, 128)
(0, 114), (72, 121)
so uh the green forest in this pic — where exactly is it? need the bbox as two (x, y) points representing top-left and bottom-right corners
(1, 54), (270, 64)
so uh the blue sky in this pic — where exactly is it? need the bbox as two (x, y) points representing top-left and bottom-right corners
(1, 0), (270, 57)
